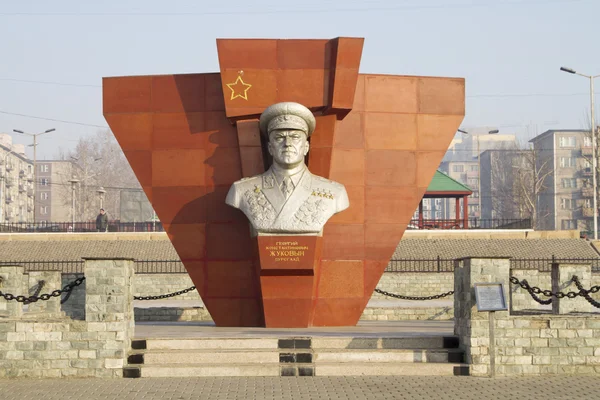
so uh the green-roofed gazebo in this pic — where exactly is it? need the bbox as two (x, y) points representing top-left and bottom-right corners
(416, 170), (473, 229)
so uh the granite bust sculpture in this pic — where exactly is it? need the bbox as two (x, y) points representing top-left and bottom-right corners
(226, 102), (349, 234)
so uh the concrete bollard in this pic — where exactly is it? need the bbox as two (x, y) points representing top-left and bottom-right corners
(454, 257), (511, 377)
(84, 258), (135, 370)
(552, 262), (592, 314)
(0, 265), (25, 318)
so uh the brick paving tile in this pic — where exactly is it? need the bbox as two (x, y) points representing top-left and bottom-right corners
(1, 376), (600, 400)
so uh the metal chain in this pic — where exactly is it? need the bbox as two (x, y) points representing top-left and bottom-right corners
(134, 286), (196, 301)
(509, 277), (552, 305)
(374, 288), (454, 301)
(571, 276), (600, 308)
(0, 277), (86, 303)
(510, 276), (600, 308)
(24, 280), (45, 305)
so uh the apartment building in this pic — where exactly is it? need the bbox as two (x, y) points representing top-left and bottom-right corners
(36, 160), (76, 222)
(529, 129), (592, 232)
(480, 149), (531, 221)
(440, 131), (519, 221)
(0, 135), (34, 223)
(438, 160), (479, 218)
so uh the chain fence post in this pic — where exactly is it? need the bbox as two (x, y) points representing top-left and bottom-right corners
(551, 255), (560, 314)
(0, 265), (24, 318)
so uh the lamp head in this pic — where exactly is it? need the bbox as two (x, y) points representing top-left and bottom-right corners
(560, 66), (576, 74)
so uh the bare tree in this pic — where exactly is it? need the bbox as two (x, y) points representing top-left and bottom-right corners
(488, 146), (520, 220)
(56, 130), (141, 222)
(512, 147), (553, 229)
(486, 145), (552, 229)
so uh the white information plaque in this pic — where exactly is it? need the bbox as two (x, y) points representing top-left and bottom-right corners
(474, 283), (507, 312)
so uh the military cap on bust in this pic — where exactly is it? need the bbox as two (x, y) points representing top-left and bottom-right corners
(259, 102), (316, 137)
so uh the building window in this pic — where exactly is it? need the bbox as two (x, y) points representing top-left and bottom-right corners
(40, 178), (49, 186)
(584, 159), (592, 169)
(453, 165), (464, 173)
(584, 137), (593, 147)
(561, 178), (577, 188)
(560, 198), (575, 210)
(39, 164), (49, 173)
(467, 178), (477, 186)
(559, 136), (576, 148)
(40, 192), (48, 200)
(561, 219), (577, 230)
(585, 199), (592, 208)
(559, 157), (576, 168)
(470, 165), (479, 172)
(40, 206), (48, 215)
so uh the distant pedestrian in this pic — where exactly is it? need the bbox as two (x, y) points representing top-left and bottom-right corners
(96, 208), (108, 232)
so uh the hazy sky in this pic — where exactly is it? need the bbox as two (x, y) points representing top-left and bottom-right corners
(0, 0), (598, 159)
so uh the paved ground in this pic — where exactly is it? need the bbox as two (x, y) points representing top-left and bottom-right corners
(134, 320), (455, 338)
(1, 376), (599, 400)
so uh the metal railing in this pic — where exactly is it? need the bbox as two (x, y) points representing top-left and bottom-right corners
(511, 257), (600, 272)
(0, 218), (534, 233)
(2, 257), (599, 274)
(386, 257), (455, 272)
(0, 260), (182, 274)
(408, 218), (532, 230)
(386, 257), (600, 273)
(0, 260), (84, 274)
(135, 260), (185, 274)
(0, 221), (165, 233)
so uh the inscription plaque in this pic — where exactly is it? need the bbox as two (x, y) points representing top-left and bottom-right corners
(473, 283), (507, 312)
(257, 235), (318, 272)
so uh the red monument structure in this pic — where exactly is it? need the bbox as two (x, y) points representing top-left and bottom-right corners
(103, 37), (465, 327)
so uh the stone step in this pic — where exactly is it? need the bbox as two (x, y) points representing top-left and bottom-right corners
(311, 336), (459, 350)
(314, 349), (464, 364)
(134, 336), (459, 351)
(138, 338), (280, 350)
(123, 362), (469, 378)
(128, 348), (462, 365)
(130, 350), (282, 365)
(129, 363), (281, 378)
(315, 362), (469, 376)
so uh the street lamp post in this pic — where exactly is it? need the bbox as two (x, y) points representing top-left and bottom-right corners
(560, 67), (600, 239)
(12, 128), (55, 225)
(68, 177), (79, 232)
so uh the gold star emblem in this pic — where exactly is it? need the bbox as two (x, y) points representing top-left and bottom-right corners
(226, 76), (252, 101)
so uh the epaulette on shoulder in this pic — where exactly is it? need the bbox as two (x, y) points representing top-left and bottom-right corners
(315, 176), (343, 187)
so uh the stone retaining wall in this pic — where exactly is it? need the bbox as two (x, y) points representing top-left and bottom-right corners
(0, 259), (134, 378)
(360, 306), (453, 321)
(470, 315), (600, 375)
(62, 272), (455, 322)
(372, 272), (454, 299)
(456, 258), (600, 377)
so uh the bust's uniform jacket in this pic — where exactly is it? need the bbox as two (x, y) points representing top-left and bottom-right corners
(226, 166), (349, 234)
